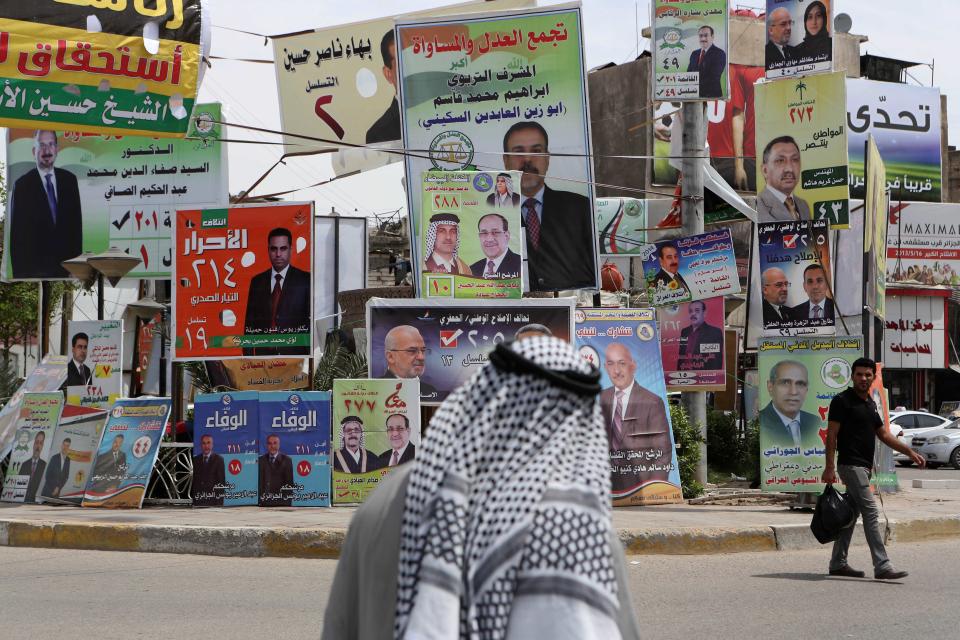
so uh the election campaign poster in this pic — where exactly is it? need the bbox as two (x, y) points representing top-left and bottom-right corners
(397, 5), (599, 292)
(886, 203), (960, 287)
(192, 392), (259, 507)
(205, 359), (310, 392)
(0, 354), (68, 461)
(757, 219), (834, 335)
(758, 335), (862, 492)
(708, 64), (766, 192)
(847, 79), (941, 203)
(864, 135), (887, 319)
(640, 228), (740, 306)
(173, 202), (314, 360)
(652, 0), (729, 101)
(82, 398), (172, 508)
(65, 319), (123, 410)
(367, 297), (575, 405)
(0, 1), (207, 136)
(257, 391), (332, 507)
(870, 364), (898, 493)
(764, 0), (833, 80)
(574, 308), (682, 506)
(2, 103), (227, 281)
(0, 392), (63, 503)
(39, 404), (108, 505)
(332, 378), (420, 505)
(755, 71), (849, 227)
(419, 170), (523, 299)
(658, 297), (726, 391)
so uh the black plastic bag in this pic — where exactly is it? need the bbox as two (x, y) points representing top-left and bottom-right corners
(810, 484), (857, 544)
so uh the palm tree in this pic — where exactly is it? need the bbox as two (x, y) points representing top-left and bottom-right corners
(795, 79), (807, 101)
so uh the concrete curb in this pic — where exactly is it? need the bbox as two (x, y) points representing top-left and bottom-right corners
(0, 516), (957, 559)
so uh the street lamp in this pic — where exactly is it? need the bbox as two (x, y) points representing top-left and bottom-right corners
(128, 295), (169, 397)
(62, 248), (141, 319)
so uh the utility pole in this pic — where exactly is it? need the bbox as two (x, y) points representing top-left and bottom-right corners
(680, 102), (708, 486)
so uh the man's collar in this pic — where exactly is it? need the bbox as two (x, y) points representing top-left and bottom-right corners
(772, 404), (799, 427)
(766, 185), (792, 204)
(526, 185), (545, 204)
(431, 253), (455, 268)
(72, 359), (85, 369)
(271, 265), (290, 279)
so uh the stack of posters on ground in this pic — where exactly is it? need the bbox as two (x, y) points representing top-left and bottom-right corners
(575, 308), (682, 506)
(192, 392), (260, 506)
(39, 404), (109, 505)
(652, 0), (729, 101)
(1, 392), (64, 504)
(331, 379), (420, 505)
(640, 229), (739, 306)
(758, 335), (862, 492)
(0, 355), (68, 459)
(757, 219), (834, 336)
(173, 202), (314, 359)
(764, 0), (833, 79)
(367, 297), (575, 405)
(64, 320), (123, 410)
(82, 398), (172, 508)
(419, 171), (522, 298)
(257, 391), (331, 507)
(397, 5), (599, 292)
(658, 298), (726, 390)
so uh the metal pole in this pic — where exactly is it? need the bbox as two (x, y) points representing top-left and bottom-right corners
(39, 281), (51, 357)
(159, 307), (167, 397)
(97, 273), (105, 321)
(680, 102), (708, 486)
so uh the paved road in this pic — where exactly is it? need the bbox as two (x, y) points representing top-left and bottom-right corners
(1, 541), (956, 639)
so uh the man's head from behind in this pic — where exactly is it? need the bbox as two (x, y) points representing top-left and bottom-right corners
(340, 416), (363, 452)
(761, 136), (801, 195)
(604, 342), (636, 392)
(698, 25), (714, 50)
(385, 325), (427, 378)
(33, 130), (58, 172)
(503, 121), (549, 196)
(767, 360), (808, 419)
(32, 431), (45, 457)
(478, 213), (510, 260)
(380, 29), (397, 94)
(768, 7), (792, 45)
(802, 264), (828, 304)
(762, 267), (789, 305)
(71, 332), (89, 364)
(200, 434), (213, 456)
(688, 300), (707, 328)
(266, 434), (280, 456)
(658, 243), (680, 274)
(267, 228), (293, 273)
(386, 413), (410, 452)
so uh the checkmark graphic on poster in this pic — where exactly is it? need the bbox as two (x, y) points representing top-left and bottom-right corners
(440, 329), (462, 348)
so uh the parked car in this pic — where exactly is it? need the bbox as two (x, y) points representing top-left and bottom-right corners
(911, 420), (960, 469)
(888, 410), (953, 466)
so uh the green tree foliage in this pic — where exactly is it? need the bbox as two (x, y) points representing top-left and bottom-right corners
(313, 333), (367, 391)
(671, 403), (704, 499)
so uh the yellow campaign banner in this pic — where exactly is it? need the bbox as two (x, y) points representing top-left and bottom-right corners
(864, 134), (887, 318)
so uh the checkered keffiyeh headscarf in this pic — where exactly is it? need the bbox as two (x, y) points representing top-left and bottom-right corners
(425, 216), (462, 265)
(394, 337), (619, 640)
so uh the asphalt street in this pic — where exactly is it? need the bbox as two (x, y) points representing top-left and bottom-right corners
(1, 541), (957, 639)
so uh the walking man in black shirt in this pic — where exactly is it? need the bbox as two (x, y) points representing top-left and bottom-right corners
(822, 357), (925, 580)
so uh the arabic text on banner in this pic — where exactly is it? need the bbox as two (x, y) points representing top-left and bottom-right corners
(764, 0), (833, 80)
(0, 392), (64, 504)
(658, 297), (726, 391)
(0, 355), (68, 460)
(640, 228), (740, 306)
(65, 319), (123, 410)
(652, 0), (729, 101)
(192, 392), (259, 506)
(39, 405), (107, 505)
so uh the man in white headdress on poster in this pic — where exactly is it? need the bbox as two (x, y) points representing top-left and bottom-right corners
(422, 213), (472, 275)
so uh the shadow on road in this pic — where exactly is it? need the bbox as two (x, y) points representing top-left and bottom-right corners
(753, 572), (906, 585)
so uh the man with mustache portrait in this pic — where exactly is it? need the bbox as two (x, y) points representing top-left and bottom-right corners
(757, 136), (810, 222)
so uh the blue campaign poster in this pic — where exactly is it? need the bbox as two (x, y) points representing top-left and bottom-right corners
(192, 391), (259, 507)
(258, 391), (331, 507)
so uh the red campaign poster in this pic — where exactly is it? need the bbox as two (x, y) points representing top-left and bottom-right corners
(658, 297), (726, 391)
(173, 203), (314, 360)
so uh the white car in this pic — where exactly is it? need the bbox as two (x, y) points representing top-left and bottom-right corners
(888, 411), (953, 466)
(911, 420), (960, 469)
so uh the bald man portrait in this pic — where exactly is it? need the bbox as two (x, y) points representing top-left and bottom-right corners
(600, 342), (673, 491)
(766, 7), (796, 68)
(760, 360), (822, 448)
(762, 267), (795, 325)
(382, 325), (437, 400)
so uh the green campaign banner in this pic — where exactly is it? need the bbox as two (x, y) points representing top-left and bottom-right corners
(652, 0), (729, 101)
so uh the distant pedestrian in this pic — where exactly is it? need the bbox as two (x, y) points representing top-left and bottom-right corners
(822, 357), (925, 580)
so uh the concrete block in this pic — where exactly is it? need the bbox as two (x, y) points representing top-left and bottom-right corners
(890, 516), (960, 543)
(0, 521), (7, 546)
(772, 522), (865, 551)
(618, 526), (777, 555)
(912, 478), (960, 489)
(138, 524), (266, 558)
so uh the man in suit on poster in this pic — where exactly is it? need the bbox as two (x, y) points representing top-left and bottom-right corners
(600, 343), (673, 492)
(502, 121), (595, 291)
(469, 214), (522, 279)
(757, 137), (811, 222)
(10, 130), (83, 279)
(766, 7), (796, 67)
(760, 360), (822, 448)
(192, 434), (226, 506)
(20, 431), (47, 503)
(258, 434), (293, 506)
(92, 434), (127, 493)
(41, 437), (72, 499)
(63, 332), (92, 388)
(792, 264), (835, 322)
(686, 25), (727, 98)
(378, 413), (416, 468)
(678, 300), (724, 371)
(652, 242), (690, 294)
(762, 267), (796, 325)
(243, 227), (311, 356)
(366, 30), (400, 144)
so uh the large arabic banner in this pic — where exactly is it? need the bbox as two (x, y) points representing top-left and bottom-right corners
(764, 0), (832, 80)
(755, 71), (849, 227)
(574, 308), (682, 506)
(65, 319), (123, 410)
(847, 79), (941, 202)
(0, 0), (205, 136)
(757, 219), (834, 336)
(40, 405), (108, 505)
(420, 170), (523, 299)
(886, 202), (960, 287)
(758, 335), (861, 492)
(0, 354), (68, 461)
(367, 297), (575, 405)
(82, 397), (171, 508)
(652, 0), (728, 101)
(332, 379), (420, 505)
(205, 359), (310, 392)
(639, 228), (739, 306)
(192, 391), (259, 507)
(173, 202), (314, 360)
(864, 134), (887, 318)
(257, 391), (331, 507)
(2, 103), (226, 281)
(0, 392), (64, 504)
(397, 6), (599, 292)
(658, 297), (726, 391)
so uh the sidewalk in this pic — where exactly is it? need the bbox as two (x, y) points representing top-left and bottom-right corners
(2, 485), (958, 559)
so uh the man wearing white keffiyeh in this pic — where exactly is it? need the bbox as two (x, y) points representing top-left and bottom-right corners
(423, 213), (472, 275)
(321, 337), (641, 640)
